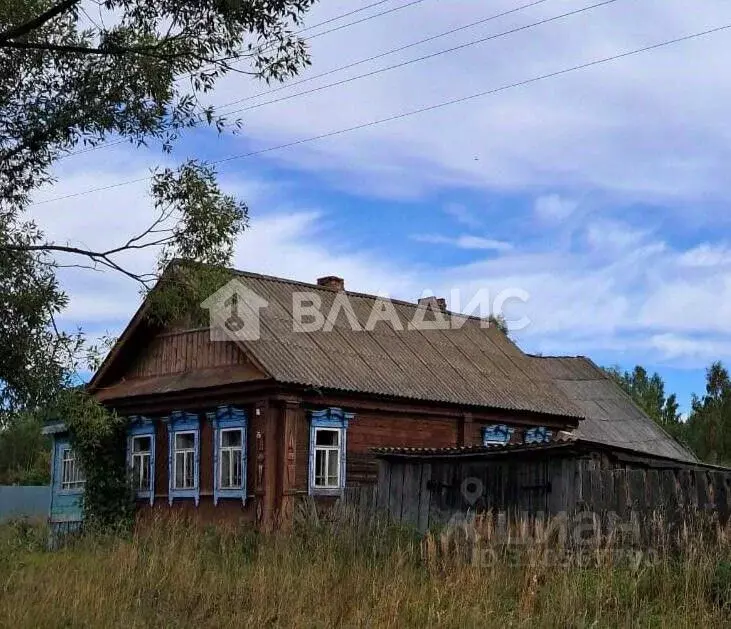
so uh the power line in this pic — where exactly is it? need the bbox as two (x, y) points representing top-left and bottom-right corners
(34, 23), (731, 206)
(221, 0), (620, 117)
(185, 0), (432, 79)
(60, 0), (434, 159)
(58, 0), (575, 160)
(215, 0), (555, 114)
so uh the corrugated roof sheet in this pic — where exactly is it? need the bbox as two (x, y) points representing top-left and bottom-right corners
(373, 433), (578, 457)
(229, 270), (583, 419)
(530, 356), (697, 463)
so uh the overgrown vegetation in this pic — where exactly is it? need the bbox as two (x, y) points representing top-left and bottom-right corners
(55, 390), (134, 532)
(1, 514), (731, 628)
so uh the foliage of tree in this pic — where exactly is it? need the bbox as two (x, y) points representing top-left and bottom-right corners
(0, 1), (316, 506)
(0, 0), (315, 431)
(604, 365), (684, 439)
(685, 362), (731, 466)
(0, 412), (51, 485)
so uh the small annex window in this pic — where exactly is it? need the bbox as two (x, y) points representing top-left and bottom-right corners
(127, 416), (156, 504)
(61, 448), (85, 491)
(309, 408), (354, 496)
(208, 406), (247, 505)
(166, 412), (200, 506)
(482, 424), (514, 446)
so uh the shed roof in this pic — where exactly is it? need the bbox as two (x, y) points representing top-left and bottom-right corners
(530, 356), (697, 464)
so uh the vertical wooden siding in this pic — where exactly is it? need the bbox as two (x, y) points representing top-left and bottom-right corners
(368, 455), (731, 533)
(128, 329), (246, 378)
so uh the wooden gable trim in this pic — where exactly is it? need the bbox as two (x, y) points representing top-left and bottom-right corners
(87, 285), (272, 394)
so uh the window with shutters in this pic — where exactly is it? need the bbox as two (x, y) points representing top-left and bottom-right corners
(127, 417), (155, 504)
(309, 408), (354, 496)
(166, 412), (200, 506)
(208, 406), (247, 505)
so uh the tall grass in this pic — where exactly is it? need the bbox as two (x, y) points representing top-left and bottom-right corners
(1, 511), (730, 628)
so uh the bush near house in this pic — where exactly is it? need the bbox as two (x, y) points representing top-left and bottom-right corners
(1, 515), (731, 628)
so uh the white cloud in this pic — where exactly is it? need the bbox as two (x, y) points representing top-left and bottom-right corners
(534, 194), (578, 221)
(195, 0), (731, 205)
(443, 203), (482, 228)
(678, 243), (731, 268)
(412, 233), (513, 251)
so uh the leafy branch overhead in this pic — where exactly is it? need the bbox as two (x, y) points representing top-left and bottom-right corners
(0, 0), (317, 426)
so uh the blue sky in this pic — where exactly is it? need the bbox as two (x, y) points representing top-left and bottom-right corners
(29, 0), (731, 413)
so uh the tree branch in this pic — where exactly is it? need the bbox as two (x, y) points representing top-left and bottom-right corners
(0, 39), (185, 60)
(0, 0), (81, 43)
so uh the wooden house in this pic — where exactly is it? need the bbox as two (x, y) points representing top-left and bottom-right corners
(44, 268), (697, 533)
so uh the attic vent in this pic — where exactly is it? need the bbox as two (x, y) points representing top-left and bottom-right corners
(317, 276), (345, 291)
(418, 296), (447, 311)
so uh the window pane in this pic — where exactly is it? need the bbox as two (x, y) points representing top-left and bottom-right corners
(315, 429), (339, 447)
(326, 450), (339, 486)
(132, 453), (150, 491)
(184, 451), (194, 488)
(232, 453), (242, 487)
(221, 450), (232, 488)
(175, 452), (185, 488)
(175, 432), (194, 450)
(314, 449), (327, 486)
(133, 436), (151, 453)
(221, 429), (242, 448)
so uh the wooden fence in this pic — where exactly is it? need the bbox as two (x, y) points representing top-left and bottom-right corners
(339, 455), (731, 534)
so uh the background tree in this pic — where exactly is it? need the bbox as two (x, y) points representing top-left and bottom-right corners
(603, 365), (685, 442)
(685, 362), (731, 465)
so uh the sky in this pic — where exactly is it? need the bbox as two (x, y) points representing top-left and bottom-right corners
(27, 0), (731, 412)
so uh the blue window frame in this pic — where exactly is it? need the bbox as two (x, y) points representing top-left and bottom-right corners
(127, 416), (156, 505)
(207, 406), (248, 505)
(309, 408), (354, 496)
(56, 439), (85, 494)
(525, 427), (553, 444)
(482, 424), (514, 446)
(166, 411), (200, 506)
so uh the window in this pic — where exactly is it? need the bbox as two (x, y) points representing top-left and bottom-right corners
(166, 412), (200, 506)
(61, 448), (85, 490)
(127, 416), (156, 504)
(309, 408), (353, 496)
(174, 432), (196, 489)
(220, 429), (243, 489)
(482, 424), (514, 446)
(131, 436), (152, 491)
(313, 428), (341, 489)
(525, 427), (553, 445)
(209, 406), (247, 505)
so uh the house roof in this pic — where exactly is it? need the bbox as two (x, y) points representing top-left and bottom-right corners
(222, 269), (584, 419)
(90, 266), (583, 419)
(529, 356), (697, 463)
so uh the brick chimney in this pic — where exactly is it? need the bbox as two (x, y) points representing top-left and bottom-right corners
(317, 276), (345, 291)
(418, 296), (447, 311)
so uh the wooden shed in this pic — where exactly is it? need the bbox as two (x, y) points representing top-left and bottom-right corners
(373, 438), (731, 533)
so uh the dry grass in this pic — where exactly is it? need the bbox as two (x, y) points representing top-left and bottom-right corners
(1, 511), (731, 628)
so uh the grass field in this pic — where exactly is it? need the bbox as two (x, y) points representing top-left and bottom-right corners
(1, 514), (731, 628)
